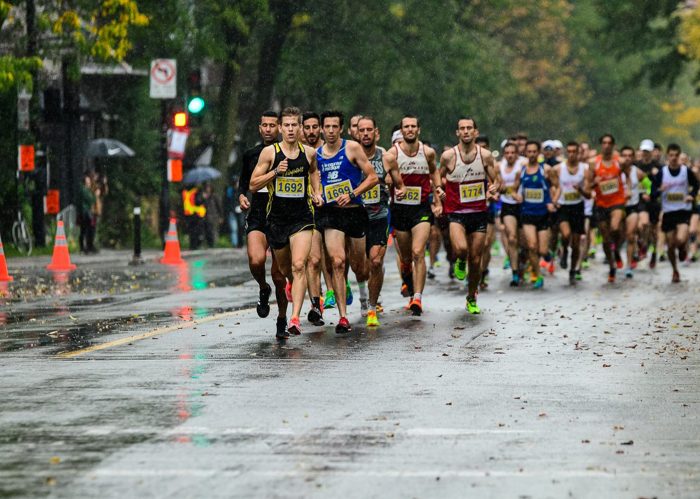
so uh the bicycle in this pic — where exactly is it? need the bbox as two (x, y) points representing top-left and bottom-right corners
(11, 209), (33, 255)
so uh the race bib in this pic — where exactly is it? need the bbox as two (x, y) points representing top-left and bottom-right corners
(275, 176), (305, 198)
(599, 179), (619, 195)
(362, 185), (381, 205)
(324, 180), (353, 203)
(504, 186), (515, 196)
(459, 183), (485, 203)
(524, 188), (544, 203)
(563, 191), (581, 202)
(395, 186), (421, 205)
(665, 192), (685, 203)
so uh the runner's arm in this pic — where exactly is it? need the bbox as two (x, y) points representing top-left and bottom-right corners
(308, 151), (324, 206)
(349, 141), (378, 198)
(549, 165), (561, 205)
(483, 150), (500, 199)
(384, 152), (405, 199)
(250, 146), (278, 192)
(427, 147), (443, 205)
(688, 169), (700, 201)
(650, 170), (664, 200)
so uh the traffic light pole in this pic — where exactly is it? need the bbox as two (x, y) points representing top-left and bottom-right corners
(159, 99), (169, 247)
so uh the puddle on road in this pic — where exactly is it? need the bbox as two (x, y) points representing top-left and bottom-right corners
(0, 259), (256, 354)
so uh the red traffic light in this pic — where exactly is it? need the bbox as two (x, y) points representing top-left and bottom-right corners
(173, 112), (188, 128)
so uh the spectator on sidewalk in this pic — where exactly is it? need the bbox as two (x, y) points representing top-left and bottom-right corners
(203, 182), (222, 248)
(78, 174), (97, 254)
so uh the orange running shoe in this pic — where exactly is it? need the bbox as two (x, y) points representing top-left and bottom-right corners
(409, 297), (423, 316)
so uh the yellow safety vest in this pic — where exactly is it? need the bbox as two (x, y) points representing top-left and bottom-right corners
(182, 188), (206, 218)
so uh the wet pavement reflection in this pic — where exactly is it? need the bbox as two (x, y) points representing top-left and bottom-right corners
(0, 252), (252, 354)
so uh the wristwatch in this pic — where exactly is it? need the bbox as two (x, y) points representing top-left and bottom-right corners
(348, 191), (357, 200)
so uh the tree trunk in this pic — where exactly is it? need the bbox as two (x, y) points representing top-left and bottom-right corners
(241, 0), (303, 150)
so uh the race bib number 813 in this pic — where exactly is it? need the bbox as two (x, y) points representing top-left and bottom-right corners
(362, 185), (380, 204)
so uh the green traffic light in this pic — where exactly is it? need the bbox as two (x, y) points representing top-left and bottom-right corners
(188, 97), (205, 114)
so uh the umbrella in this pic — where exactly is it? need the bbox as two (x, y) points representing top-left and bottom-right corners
(183, 165), (222, 185)
(86, 138), (135, 158)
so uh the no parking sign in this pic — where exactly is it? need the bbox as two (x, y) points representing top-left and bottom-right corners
(149, 59), (177, 99)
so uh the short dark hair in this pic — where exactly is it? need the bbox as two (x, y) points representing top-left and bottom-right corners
(599, 133), (615, 145)
(654, 142), (663, 150)
(526, 140), (541, 151)
(401, 114), (420, 127)
(261, 110), (278, 120)
(279, 106), (302, 123)
(320, 110), (344, 127)
(567, 141), (579, 148)
(475, 135), (489, 147)
(516, 133), (528, 140)
(357, 115), (377, 127)
(503, 142), (518, 151)
(391, 124), (401, 133)
(667, 143), (681, 154)
(457, 116), (478, 129)
(620, 145), (635, 154)
(302, 111), (320, 124)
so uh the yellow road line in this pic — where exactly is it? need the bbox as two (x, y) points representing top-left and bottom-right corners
(56, 310), (248, 359)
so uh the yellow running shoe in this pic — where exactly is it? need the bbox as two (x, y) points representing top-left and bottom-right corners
(366, 310), (380, 327)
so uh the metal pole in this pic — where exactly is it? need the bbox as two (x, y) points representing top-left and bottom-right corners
(159, 100), (169, 248)
(129, 206), (143, 265)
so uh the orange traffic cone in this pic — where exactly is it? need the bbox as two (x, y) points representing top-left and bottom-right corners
(160, 218), (185, 265)
(47, 220), (77, 271)
(0, 233), (13, 282)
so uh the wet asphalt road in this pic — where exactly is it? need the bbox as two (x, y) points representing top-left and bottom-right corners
(1, 247), (699, 498)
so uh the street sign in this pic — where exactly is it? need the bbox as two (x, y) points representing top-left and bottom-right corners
(149, 59), (177, 99)
(167, 129), (189, 158)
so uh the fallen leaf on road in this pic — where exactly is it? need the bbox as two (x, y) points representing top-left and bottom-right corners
(603, 364), (611, 367)
(620, 440), (634, 445)
(581, 439), (590, 444)
(50, 456), (61, 464)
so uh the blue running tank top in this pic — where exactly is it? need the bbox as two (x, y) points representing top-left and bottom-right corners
(317, 140), (363, 206)
(519, 165), (551, 216)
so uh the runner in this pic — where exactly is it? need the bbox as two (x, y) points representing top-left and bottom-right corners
(250, 107), (324, 337)
(690, 159), (700, 261)
(439, 117), (499, 313)
(621, 146), (646, 278)
(550, 141), (588, 285)
(498, 141), (524, 286)
(301, 111), (328, 325)
(357, 116), (406, 327)
(348, 114), (362, 141)
(588, 134), (630, 283)
(239, 110), (289, 338)
(637, 139), (662, 267)
(651, 143), (699, 282)
(475, 135), (497, 290)
(383, 114), (442, 315)
(512, 140), (556, 289)
(317, 110), (378, 333)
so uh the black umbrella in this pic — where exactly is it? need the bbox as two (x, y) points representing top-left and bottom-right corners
(183, 165), (222, 185)
(86, 138), (135, 158)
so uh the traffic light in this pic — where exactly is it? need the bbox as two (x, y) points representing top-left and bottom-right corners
(187, 96), (205, 114)
(173, 111), (188, 128)
(186, 69), (205, 121)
